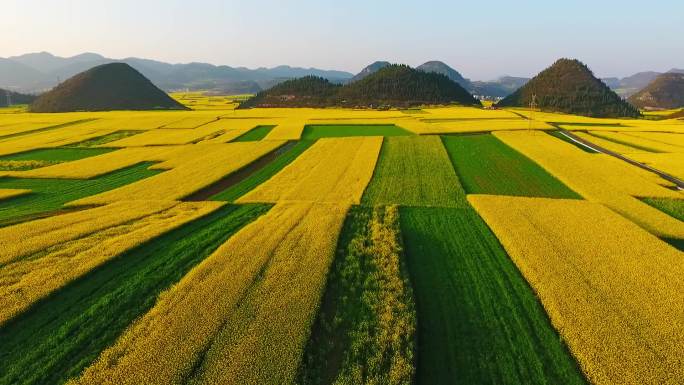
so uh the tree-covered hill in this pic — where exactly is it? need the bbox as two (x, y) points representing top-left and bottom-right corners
(496, 59), (640, 118)
(239, 64), (480, 109)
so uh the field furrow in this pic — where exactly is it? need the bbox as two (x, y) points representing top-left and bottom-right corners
(399, 206), (587, 385)
(362, 135), (467, 207)
(238, 137), (382, 204)
(71, 202), (347, 385)
(0, 203), (269, 385)
(469, 195), (684, 385)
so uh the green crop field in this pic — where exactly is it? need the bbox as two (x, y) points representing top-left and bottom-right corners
(0, 204), (269, 385)
(299, 205), (416, 384)
(0, 162), (159, 225)
(301, 124), (413, 139)
(69, 131), (144, 147)
(399, 207), (587, 385)
(442, 134), (581, 198)
(0, 147), (114, 162)
(232, 125), (276, 141)
(362, 136), (467, 207)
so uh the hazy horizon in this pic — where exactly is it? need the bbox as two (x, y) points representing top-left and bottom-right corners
(4, 0), (683, 81)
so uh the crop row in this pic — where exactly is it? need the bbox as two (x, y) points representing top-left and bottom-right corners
(238, 137), (382, 204)
(362, 135), (466, 207)
(469, 194), (684, 385)
(71, 202), (348, 385)
(493, 130), (684, 239)
(0, 201), (223, 326)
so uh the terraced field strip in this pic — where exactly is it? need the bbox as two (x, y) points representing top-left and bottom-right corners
(586, 131), (672, 152)
(231, 125), (276, 141)
(74, 141), (285, 204)
(0, 200), (177, 265)
(0, 118), (97, 140)
(362, 136), (466, 207)
(208, 140), (315, 201)
(574, 132), (655, 153)
(72, 202), (348, 385)
(299, 205), (416, 385)
(642, 197), (684, 250)
(0, 121), (122, 156)
(69, 130), (144, 147)
(545, 130), (599, 153)
(417, 118), (553, 134)
(0, 147), (114, 162)
(0, 162), (161, 226)
(622, 131), (684, 148)
(238, 137), (382, 204)
(0, 201), (223, 326)
(628, 152), (684, 181)
(469, 195), (684, 385)
(161, 115), (219, 129)
(0, 188), (30, 201)
(442, 134), (581, 198)
(399, 206), (586, 385)
(301, 124), (413, 139)
(263, 119), (307, 140)
(0, 203), (269, 385)
(494, 130), (684, 239)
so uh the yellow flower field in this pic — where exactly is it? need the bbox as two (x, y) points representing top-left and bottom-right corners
(0, 188), (31, 201)
(468, 194), (684, 385)
(237, 136), (382, 204)
(73, 141), (284, 204)
(70, 202), (348, 385)
(0, 201), (224, 326)
(493, 130), (684, 239)
(0, 200), (178, 265)
(629, 152), (684, 180)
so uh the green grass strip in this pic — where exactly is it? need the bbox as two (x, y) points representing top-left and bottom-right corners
(362, 136), (467, 207)
(0, 162), (160, 226)
(442, 134), (581, 198)
(302, 124), (413, 139)
(231, 125), (276, 142)
(0, 147), (114, 162)
(298, 206), (416, 384)
(210, 140), (314, 201)
(642, 197), (684, 221)
(0, 203), (271, 385)
(546, 130), (599, 153)
(400, 207), (587, 385)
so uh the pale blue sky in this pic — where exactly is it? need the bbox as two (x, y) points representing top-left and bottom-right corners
(3, 0), (683, 80)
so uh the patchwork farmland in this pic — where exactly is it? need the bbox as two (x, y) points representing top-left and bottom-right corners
(0, 99), (683, 385)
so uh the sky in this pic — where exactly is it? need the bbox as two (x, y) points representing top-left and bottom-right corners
(3, 0), (683, 81)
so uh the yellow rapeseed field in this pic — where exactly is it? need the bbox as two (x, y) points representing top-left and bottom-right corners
(493, 130), (684, 239)
(71, 202), (348, 385)
(468, 194), (684, 385)
(586, 131), (682, 153)
(263, 118), (308, 140)
(0, 200), (178, 265)
(417, 118), (552, 134)
(237, 136), (382, 204)
(622, 131), (684, 148)
(0, 188), (31, 201)
(73, 141), (284, 204)
(0, 201), (224, 326)
(628, 152), (684, 180)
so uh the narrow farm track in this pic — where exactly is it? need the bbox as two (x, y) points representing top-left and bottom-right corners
(556, 127), (684, 190)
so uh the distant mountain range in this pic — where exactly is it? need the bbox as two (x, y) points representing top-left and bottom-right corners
(628, 72), (684, 110)
(0, 52), (354, 94)
(602, 69), (684, 98)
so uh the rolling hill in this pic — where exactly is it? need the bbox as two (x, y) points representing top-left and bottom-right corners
(350, 61), (391, 82)
(29, 63), (188, 112)
(240, 64), (480, 108)
(496, 59), (640, 118)
(628, 73), (684, 109)
(416, 61), (471, 89)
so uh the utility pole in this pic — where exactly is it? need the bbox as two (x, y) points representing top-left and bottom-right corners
(528, 93), (537, 133)
(5, 89), (11, 107)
